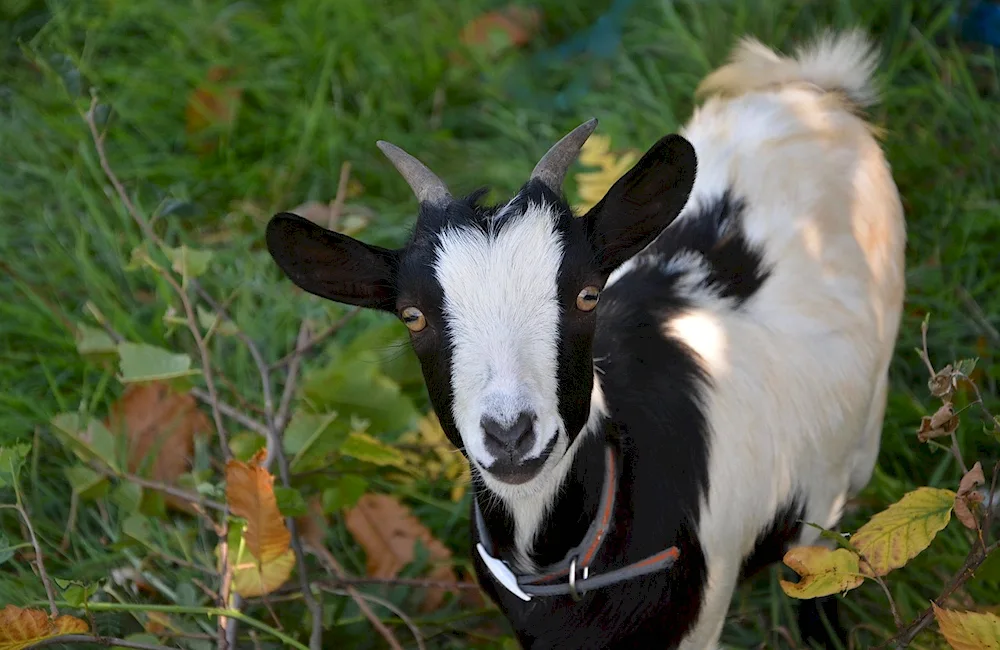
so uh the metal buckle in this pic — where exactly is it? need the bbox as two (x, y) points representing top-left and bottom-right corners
(568, 556), (583, 602)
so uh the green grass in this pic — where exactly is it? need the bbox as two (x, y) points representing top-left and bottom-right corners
(1, 0), (999, 648)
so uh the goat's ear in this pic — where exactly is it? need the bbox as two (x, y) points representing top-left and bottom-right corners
(266, 212), (400, 312)
(584, 134), (696, 274)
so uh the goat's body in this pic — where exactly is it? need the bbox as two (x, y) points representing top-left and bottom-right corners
(473, 31), (905, 649)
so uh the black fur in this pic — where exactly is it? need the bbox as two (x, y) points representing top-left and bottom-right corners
(647, 191), (770, 305)
(739, 496), (805, 581)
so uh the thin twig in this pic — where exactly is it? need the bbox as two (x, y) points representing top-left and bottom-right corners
(91, 465), (227, 512)
(5, 502), (58, 617)
(275, 323), (310, 434)
(319, 586), (426, 650)
(872, 574), (903, 629)
(329, 161), (352, 231)
(271, 461), (324, 649)
(24, 635), (176, 650)
(919, 318), (937, 378)
(191, 387), (269, 437)
(876, 540), (999, 649)
(270, 308), (360, 370)
(956, 285), (1000, 346)
(306, 540), (404, 650)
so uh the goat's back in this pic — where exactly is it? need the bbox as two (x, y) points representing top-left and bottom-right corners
(618, 31), (905, 649)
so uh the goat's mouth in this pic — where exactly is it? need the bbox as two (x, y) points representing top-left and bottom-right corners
(482, 435), (558, 485)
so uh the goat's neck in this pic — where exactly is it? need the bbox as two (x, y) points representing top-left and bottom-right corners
(473, 430), (608, 571)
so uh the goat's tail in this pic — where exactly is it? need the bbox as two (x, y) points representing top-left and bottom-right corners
(696, 29), (879, 108)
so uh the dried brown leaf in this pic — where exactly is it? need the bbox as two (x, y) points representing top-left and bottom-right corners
(929, 364), (956, 398)
(106, 382), (210, 511)
(955, 461), (986, 530)
(918, 403), (960, 442)
(225, 457), (291, 562)
(0, 605), (88, 650)
(345, 493), (459, 611)
(185, 65), (242, 155)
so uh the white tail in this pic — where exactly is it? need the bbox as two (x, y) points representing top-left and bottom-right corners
(696, 29), (880, 107)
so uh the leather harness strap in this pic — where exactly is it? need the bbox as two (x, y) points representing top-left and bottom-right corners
(474, 443), (680, 601)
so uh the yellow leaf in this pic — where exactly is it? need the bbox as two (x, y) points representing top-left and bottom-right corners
(934, 603), (1000, 650)
(231, 546), (296, 597)
(851, 487), (955, 576)
(779, 546), (864, 599)
(0, 605), (88, 650)
(572, 135), (640, 214)
(225, 457), (291, 562)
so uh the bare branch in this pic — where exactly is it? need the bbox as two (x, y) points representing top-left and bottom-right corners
(90, 464), (226, 513)
(329, 161), (353, 231)
(190, 387), (270, 438)
(305, 537), (404, 650)
(269, 308), (360, 371)
(877, 540), (999, 649)
(319, 585), (426, 650)
(275, 323), (310, 434)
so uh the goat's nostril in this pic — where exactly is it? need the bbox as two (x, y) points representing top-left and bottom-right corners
(481, 411), (536, 453)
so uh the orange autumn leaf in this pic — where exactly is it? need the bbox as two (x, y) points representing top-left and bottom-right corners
(345, 493), (459, 611)
(225, 456), (291, 563)
(0, 605), (88, 650)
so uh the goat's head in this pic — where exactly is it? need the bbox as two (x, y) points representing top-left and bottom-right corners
(266, 120), (696, 493)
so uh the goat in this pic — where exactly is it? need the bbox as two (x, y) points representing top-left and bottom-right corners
(265, 29), (905, 650)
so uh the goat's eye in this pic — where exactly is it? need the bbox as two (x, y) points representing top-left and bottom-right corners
(401, 307), (427, 332)
(576, 286), (600, 312)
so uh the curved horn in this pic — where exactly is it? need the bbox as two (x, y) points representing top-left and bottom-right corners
(376, 141), (451, 206)
(529, 118), (599, 193)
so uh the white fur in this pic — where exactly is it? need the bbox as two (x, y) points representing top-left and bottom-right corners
(435, 202), (608, 567)
(645, 31), (905, 648)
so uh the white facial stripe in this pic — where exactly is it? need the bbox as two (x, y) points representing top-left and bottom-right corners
(434, 202), (565, 470)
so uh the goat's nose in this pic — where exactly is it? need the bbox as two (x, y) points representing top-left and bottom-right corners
(481, 411), (536, 454)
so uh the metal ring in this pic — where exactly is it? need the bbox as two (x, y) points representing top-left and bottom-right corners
(568, 556), (582, 602)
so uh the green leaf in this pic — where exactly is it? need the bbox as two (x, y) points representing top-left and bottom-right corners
(780, 546), (865, 599)
(111, 481), (143, 514)
(118, 342), (200, 383)
(197, 305), (238, 336)
(340, 431), (405, 467)
(229, 431), (267, 462)
(274, 486), (308, 517)
(53, 577), (98, 608)
(0, 443), (30, 488)
(283, 411), (344, 472)
(302, 342), (420, 435)
(75, 324), (117, 357)
(50, 414), (120, 472)
(64, 465), (110, 500)
(954, 357), (979, 377)
(122, 513), (152, 545)
(0, 532), (14, 565)
(322, 475), (368, 512)
(851, 486), (955, 576)
(164, 244), (213, 280)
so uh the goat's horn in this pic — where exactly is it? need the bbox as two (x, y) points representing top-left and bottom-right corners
(377, 141), (451, 206)
(529, 118), (599, 193)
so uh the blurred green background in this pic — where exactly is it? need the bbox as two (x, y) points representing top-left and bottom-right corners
(1, 0), (998, 648)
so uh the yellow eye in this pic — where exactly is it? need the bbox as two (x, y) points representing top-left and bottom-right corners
(576, 286), (600, 312)
(401, 306), (427, 332)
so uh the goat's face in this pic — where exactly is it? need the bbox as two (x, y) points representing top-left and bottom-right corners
(266, 121), (696, 490)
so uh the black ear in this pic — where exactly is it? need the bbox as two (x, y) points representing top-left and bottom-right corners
(584, 134), (697, 274)
(265, 212), (400, 312)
